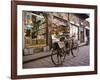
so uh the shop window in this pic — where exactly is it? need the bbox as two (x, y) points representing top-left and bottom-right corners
(70, 24), (78, 40)
(80, 31), (84, 42)
(23, 12), (47, 53)
(80, 27), (84, 43)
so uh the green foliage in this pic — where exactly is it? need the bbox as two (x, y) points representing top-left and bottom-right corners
(31, 14), (47, 44)
(31, 14), (46, 35)
(25, 29), (30, 37)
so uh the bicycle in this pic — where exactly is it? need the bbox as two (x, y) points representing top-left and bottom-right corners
(51, 37), (79, 66)
(71, 39), (79, 56)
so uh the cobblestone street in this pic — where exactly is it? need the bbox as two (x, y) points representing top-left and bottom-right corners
(23, 45), (89, 68)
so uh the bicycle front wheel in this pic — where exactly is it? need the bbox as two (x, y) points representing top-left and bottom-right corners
(51, 49), (62, 66)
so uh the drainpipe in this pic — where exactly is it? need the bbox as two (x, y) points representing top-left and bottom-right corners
(79, 18), (81, 42)
(68, 13), (70, 38)
(78, 18), (81, 41)
(45, 13), (48, 46)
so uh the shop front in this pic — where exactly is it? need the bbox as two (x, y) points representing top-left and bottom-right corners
(51, 14), (70, 44)
(23, 11), (48, 55)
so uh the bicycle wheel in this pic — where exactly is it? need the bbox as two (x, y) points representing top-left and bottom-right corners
(51, 49), (63, 66)
(62, 48), (70, 62)
(72, 43), (79, 56)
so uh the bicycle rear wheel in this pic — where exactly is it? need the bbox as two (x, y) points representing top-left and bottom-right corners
(72, 44), (79, 56)
(51, 49), (63, 66)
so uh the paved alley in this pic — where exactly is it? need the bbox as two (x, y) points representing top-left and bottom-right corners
(23, 45), (89, 68)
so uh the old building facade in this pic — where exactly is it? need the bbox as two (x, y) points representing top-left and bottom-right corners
(23, 11), (89, 55)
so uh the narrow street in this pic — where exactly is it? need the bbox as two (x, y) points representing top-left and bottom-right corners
(23, 45), (89, 68)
